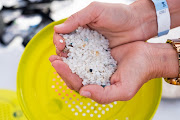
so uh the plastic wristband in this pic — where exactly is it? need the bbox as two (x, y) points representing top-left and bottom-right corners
(152, 0), (171, 37)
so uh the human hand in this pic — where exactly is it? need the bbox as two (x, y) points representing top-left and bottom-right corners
(54, 1), (158, 49)
(50, 40), (178, 104)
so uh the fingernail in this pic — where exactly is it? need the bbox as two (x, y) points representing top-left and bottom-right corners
(55, 24), (64, 29)
(80, 91), (91, 98)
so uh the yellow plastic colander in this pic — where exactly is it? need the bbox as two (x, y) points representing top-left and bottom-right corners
(17, 18), (162, 120)
(0, 89), (26, 120)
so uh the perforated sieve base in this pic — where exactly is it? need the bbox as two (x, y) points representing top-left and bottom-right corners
(50, 71), (123, 120)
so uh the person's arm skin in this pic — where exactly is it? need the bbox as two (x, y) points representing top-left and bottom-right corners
(131, 0), (180, 41)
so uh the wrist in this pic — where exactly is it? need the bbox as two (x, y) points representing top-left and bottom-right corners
(130, 0), (180, 40)
(130, 0), (157, 40)
(167, 0), (180, 28)
(147, 43), (179, 79)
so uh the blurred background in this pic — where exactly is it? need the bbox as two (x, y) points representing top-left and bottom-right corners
(0, 0), (180, 119)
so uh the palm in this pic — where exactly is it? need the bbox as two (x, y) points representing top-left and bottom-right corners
(109, 42), (151, 97)
(50, 41), (151, 103)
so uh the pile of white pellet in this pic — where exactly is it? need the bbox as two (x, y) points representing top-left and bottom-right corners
(61, 27), (117, 86)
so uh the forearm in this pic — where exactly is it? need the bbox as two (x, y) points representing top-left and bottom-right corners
(147, 43), (179, 79)
(131, 0), (180, 40)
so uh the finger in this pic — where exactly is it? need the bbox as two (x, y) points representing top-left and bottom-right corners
(53, 32), (66, 51)
(49, 55), (62, 62)
(52, 60), (83, 91)
(79, 67), (138, 104)
(54, 2), (103, 34)
(56, 49), (61, 56)
(61, 52), (68, 58)
(79, 82), (137, 104)
(51, 60), (73, 90)
(56, 49), (68, 58)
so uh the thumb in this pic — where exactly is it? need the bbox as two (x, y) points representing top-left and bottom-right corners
(54, 2), (102, 34)
(79, 83), (134, 104)
(79, 69), (138, 104)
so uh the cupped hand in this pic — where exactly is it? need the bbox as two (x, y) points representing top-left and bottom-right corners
(49, 41), (159, 104)
(54, 1), (155, 49)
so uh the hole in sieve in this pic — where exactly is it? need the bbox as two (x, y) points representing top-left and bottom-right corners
(75, 112), (78, 116)
(94, 110), (97, 114)
(51, 85), (55, 88)
(102, 110), (105, 114)
(71, 108), (75, 112)
(98, 114), (101, 118)
(106, 108), (109, 111)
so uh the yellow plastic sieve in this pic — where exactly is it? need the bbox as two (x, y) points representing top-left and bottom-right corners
(0, 89), (27, 120)
(17, 18), (162, 120)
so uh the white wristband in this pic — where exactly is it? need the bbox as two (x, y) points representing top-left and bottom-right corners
(152, 0), (171, 37)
